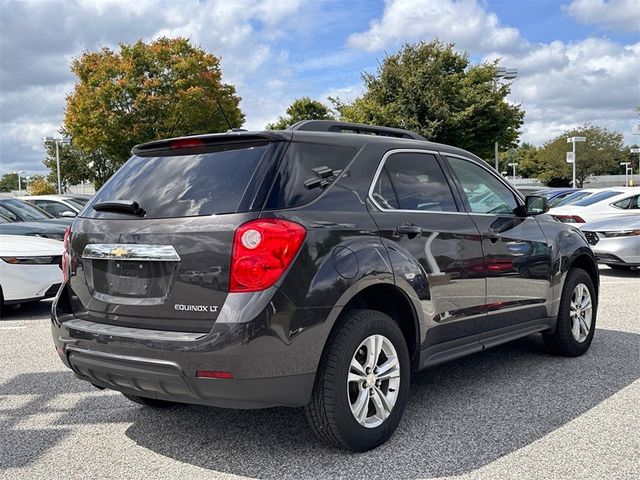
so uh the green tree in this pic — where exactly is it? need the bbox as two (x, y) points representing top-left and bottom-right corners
(0, 173), (19, 193)
(43, 137), (92, 189)
(266, 97), (335, 130)
(28, 175), (56, 195)
(64, 37), (244, 185)
(332, 41), (524, 159)
(497, 143), (540, 178)
(536, 125), (625, 187)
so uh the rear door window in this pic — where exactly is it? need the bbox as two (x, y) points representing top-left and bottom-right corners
(372, 152), (458, 211)
(83, 144), (272, 219)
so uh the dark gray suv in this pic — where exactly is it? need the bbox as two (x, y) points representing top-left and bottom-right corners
(52, 121), (598, 451)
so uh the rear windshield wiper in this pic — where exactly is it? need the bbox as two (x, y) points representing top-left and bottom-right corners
(304, 166), (343, 190)
(92, 200), (146, 216)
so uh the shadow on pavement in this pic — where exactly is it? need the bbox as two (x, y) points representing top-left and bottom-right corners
(598, 266), (639, 278)
(0, 299), (53, 321)
(1, 329), (638, 477)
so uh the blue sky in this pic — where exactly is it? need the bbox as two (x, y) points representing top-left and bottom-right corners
(1, 0), (639, 178)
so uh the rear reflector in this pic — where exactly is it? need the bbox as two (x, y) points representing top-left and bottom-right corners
(169, 138), (205, 150)
(196, 370), (234, 379)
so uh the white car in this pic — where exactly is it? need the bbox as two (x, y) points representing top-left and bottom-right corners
(581, 216), (640, 270)
(20, 194), (90, 218)
(548, 187), (640, 224)
(0, 235), (64, 312)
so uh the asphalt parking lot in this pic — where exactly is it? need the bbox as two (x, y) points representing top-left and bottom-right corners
(1, 266), (638, 480)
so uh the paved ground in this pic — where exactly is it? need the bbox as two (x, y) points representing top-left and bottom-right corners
(1, 266), (639, 480)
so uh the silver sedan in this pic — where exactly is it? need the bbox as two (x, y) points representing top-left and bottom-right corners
(581, 216), (640, 270)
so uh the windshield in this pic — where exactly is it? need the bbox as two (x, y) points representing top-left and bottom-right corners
(66, 198), (88, 209)
(0, 198), (54, 221)
(553, 190), (592, 207)
(572, 190), (621, 207)
(84, 144), (271, 219)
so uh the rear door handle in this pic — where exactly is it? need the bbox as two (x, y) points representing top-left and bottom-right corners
(395, 224), (422, 236)
(483, 232), (501, 243)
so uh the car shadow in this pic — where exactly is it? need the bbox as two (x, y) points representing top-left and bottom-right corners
(598, 266), (639, 278)
(1, 299), (53, 321)
(1, 329), (638, 476)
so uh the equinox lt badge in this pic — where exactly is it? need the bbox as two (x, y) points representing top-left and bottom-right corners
(174, 304), (219, 313)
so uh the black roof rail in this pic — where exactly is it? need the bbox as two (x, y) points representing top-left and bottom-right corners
(287, 120), (426, 141)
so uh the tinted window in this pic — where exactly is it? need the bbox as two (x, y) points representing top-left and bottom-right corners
(374, 152), (457, 211)
(265, 142), (358, 209)
(572, 190), (620, 206)
(0, 199), (53, 221)
(447, 156), (518, 214)
(34, 200), (74, 217)
(613, 195), (639, 209)
(553, 190), (592, 207)
(371, 168), (399, 209)
(84, 145), (270, 219)
(66, 198), (88, 208)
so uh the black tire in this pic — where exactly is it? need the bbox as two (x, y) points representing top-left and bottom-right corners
(543, 268), (597, 356)
(122, 392), (180, 408)
(305, 309), (410, 451)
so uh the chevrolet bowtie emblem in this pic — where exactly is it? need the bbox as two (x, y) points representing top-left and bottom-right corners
(110, 246), (130, 258)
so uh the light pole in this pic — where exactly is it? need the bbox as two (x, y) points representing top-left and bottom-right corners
(13, 171), (24, 196)
(43, 136), (71, 194)
(567, 136), (586, 188)
(493, 66), (518, 171)
(631, 148), (640, 186)
(620, 162), (630, 186)
(508, 162), (518, 184)
(25, 176), (31, 192)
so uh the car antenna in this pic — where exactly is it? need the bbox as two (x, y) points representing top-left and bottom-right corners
(215, 97), (233, 130)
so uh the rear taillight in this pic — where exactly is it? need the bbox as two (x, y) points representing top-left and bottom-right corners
(61, 226), (71, 282)
(169, 138), (205, 150)
(554, 215), (586, 224)
(230, 219), (306, 292)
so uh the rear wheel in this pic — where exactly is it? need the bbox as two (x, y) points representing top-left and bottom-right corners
(305, 309), (410, 451)
(122, 393), (180, 408)
(543, 268), (597, 356)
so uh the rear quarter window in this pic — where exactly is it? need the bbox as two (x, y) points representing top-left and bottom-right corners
(265, 142), (359, 209)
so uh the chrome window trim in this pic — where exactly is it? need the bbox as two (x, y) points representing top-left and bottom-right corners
(367, 148), (468, 215)
(82, 244), (181, 262)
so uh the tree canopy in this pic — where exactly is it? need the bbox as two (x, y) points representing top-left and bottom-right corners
(64, 37), (243, 187)
(266, 97), (335, 130)
(332, 41), (524, 159)
(533, 125), (625, 187)
(0, 173), (19, 193)
(28, 175), (56, 195)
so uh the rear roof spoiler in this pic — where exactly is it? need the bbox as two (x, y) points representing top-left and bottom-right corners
(132, 131), (289, 155)
(287, 120), (426, 141)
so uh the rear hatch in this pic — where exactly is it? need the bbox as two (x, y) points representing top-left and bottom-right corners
(66, 134), (286, 333)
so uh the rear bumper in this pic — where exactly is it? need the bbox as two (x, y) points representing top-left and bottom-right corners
(52, 285), (331, 409)
(66, 346), (313, 409)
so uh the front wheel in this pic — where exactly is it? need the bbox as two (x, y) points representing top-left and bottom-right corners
(305, 309), (410, 451)
(543, 268), (597, 356)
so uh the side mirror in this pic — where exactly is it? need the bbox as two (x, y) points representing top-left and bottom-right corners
(61, 211), (76, 218)
(524, 195), (549, 215)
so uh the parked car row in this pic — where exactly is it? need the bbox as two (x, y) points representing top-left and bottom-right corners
(527, 186), (640, 270)
(0, 194), (90, 315)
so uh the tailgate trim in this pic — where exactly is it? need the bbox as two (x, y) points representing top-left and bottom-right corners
(82, 244), (181, 262)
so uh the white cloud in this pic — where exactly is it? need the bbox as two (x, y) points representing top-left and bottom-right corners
(348, 0), (527, 54)
(564, 0), (640, 32)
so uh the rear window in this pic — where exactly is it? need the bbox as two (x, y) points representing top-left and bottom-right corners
(83, 144), (270, 219)
(553, 191), (590, 207)
(572, 190), (620, 206)
(265, 142), (359, 209)
(0, 198), (53, 221)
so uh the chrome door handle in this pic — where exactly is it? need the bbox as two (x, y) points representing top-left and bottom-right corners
(483, 232), (501, 243)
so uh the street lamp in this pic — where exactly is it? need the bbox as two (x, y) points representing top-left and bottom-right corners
(43, 136), (71, 194)
(493, 66), (518, 171)
(508, 162), (518, 184)
(13, 171), (24, 196)
(25, 176), (31, 192)
(620, 162), (631, 186)
(567, 136), (586, 188)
